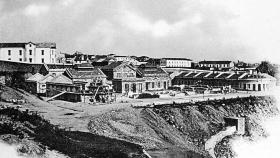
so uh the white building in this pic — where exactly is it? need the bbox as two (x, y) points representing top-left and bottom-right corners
(0, 42), (57, 64)
(238, 73), (277, 91)
(160, 58), (192, 68)
(198, 61), (234, 69)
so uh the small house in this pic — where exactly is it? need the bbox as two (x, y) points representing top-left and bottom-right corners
(26, 73), (55, 94)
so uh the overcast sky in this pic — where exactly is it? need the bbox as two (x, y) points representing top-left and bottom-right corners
(0, 0), (279, 63)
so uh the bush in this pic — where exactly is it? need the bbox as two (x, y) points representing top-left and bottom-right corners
(137, 93), (159, 99)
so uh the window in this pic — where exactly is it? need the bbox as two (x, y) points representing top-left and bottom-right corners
(158, 82), (161, 88)
(8, 58), (11, 60)
(132, 83), (136, 93)
(139, 83), (142, 92)
(152, 82), (155, 88)
(127, 73), (134, 77)
(19, 58), (22, 62)
(125, 84), (129, 92)
(29, 58), (32, 63)
(41, 50), (44, 55)
(8, 50), (11, 56)
(29, 44), (32, 47)
(41, 58), (44, 63)
(29, 50), (32, 55)
(116, 73), (121, 78)
(19, 50), (22, 55)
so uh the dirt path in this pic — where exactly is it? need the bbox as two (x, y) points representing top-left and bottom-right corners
(205, 126), (236, 158)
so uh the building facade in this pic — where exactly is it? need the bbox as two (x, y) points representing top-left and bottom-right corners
(64, 63), (107, 91)
(173, 70), (276, 91)
(160, 58), (192, 68)
(0, 42), (57, 64)
(137, 65), (171, 91)
(198, 61), (234, 70)
(46, 74), (86, 102)
(102, 62), (145, 94)
(26, 73), (55, 94)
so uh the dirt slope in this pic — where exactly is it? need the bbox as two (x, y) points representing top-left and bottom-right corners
(88, 96), (278, 158)
(0, 106), (148, 158)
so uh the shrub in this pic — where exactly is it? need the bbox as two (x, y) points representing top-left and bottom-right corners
(137, 93), (159, 99)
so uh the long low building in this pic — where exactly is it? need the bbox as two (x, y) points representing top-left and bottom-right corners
(173, 70), (276, 91)
(160, 58), (192, 68)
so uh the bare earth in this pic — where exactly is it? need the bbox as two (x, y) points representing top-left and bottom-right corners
(0, 87), (269, 133)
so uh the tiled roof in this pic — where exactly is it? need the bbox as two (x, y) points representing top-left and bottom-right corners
(205, 73), (219, 78)
(0, 42), (56, 48)
(199, 61), (233, 64)
(48, 75), (73, 85)
(26, 73), (44, 82)
(176, 72), (191, 77)
(0, 43), (26, 48)
(137, 66), (169, 77)
(101, 61), (124, 70)
(185, 72), (197, 78)
(49, 69), (66, 72)
(40, 74), (55, 83)
(194, 72), (209, 78)
(174, 70), (276, 81)
(74, 63), (93, 69)
(46, 64), (73, 69)
(35, 42), (56, 48)
(227, 73), (241, 79)
(67, 67), (106, 79)
(245, 74), (266, 79)
(216, 73), (231, 79)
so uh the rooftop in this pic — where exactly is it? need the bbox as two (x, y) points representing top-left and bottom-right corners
(66, 67), (106, 79)
(26, 73), (44, 82)
(101, 61), (125, 70)
(137, 66), (169, 77)
(199, 61), (233, 64)
(162, 58), (192, 61)
(0, 42), (56, 48)
(47, 74), (73, 85)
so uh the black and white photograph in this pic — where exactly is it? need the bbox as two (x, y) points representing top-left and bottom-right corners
(0, 0), (279, 158)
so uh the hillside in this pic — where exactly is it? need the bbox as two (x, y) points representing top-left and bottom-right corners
(0, 85), (149, 158)
(0, 85), (278, 158)
(88, 96), (279, 158)
(0, 106), (148, 158)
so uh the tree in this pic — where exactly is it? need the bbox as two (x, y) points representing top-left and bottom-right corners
(256, 61), (277, 77)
